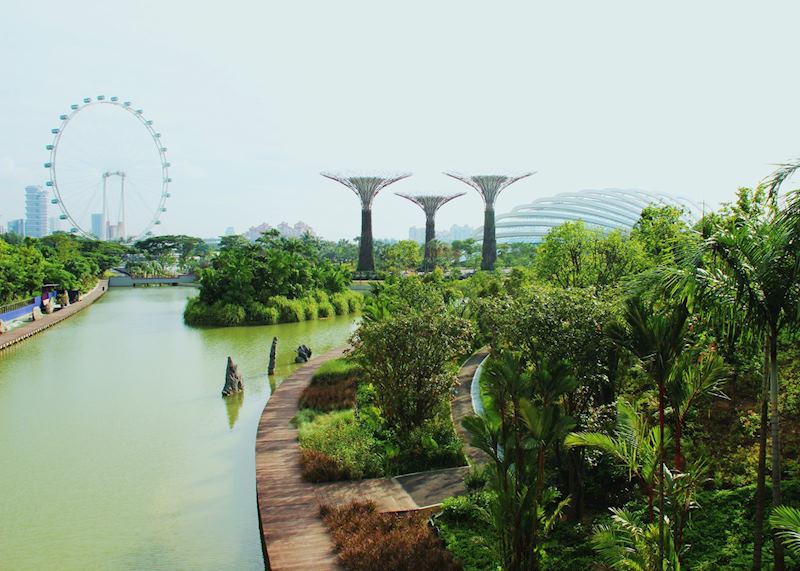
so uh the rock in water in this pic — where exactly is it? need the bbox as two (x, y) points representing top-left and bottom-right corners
(268, 337), (277, 375)
(0, 320), (8, 334)
(31, 306), (43, 321)
(294, 345), (312, 364)
(42, 298), (54, 315)
(222, 356), (244, 396)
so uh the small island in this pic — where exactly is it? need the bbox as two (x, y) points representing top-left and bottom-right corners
(184, 230), (363, 327)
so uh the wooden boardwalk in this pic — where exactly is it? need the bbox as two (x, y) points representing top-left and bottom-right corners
(255, 347), (490, 570)
(255, 347), (348, 571)
(0, 280), (109, 353)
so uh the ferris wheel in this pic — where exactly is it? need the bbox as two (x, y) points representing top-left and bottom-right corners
(44, 96), (171, 242)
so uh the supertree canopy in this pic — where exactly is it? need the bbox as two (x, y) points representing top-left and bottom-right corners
(396, 193), (465, 271)
(321, 173), (411, 272)
(444, 173), (534, 270)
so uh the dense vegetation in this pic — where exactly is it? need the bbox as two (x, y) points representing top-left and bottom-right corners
(303, 176), (800, 570)
(184, 231), (362, 326)
(0, 232), (126, 303)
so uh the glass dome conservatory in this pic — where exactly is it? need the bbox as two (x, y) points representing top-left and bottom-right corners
(482, 188), (702, 243)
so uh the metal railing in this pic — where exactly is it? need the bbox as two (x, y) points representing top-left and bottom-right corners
(0, 297), (36, 315)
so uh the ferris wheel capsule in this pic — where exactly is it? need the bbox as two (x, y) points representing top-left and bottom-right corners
(46, 181), (53, 187)
(83, 98), (91, 103)
(69, 227), (78, 233)
(97, 95), (105, 101)
(70, 104), (79, 110)
(51, 128), (60, 134)
(110, 96), (119, 102)
(59, 214), (68, 220)
(44, 162), (52, 168)
(46, 144), (54, 150)
(51, 198), (59, 204)
(59, 114), (68, 120)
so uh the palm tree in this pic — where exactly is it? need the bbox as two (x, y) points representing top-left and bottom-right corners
(770, 505), (800, 558)
(665, 351), (728, 471)
(566, 401), (664, 521)
(462, 353), (574, 571)
(689, 205), (800, 570)
(592, 508), (682, 571)
(608, 297), (689, 568)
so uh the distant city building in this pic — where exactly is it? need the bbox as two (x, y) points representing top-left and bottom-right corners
(7, 219), (25, 236)
(244, 221), (316, 242)
(49, 216), (63, 234)
(91, 213), (104, 238)
(224, 226), (235, 236)
(408, 223), (476, 244)
(24, 186), (48, 238)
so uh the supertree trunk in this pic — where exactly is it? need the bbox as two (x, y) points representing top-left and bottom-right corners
(395, 192), (464, 272)
(321, 173), (412, 274)
(443, 173), (534, 272)
(481, 207), (497, 270)
(423, 215), (435, 271)
(358, 208), (375, 272)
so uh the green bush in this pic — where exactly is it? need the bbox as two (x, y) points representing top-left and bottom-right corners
(269, 296), (305, 323)
(437, 493), (497, 571)
(330, 292), (349, 315)
(312, 358), (361, 385)
(184, 297), (246, 326)
(346, 290), (363, 313)
(318, 301), (336, 318)
(298, 409), (383, 480)
(245, 301), (279, 324)
(300, 296), (319, 320)
(313, 289), (331, 305)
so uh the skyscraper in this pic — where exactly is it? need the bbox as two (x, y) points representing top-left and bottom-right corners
(91, 213), (104, 239)
(24, 186), (47, 238)
(49, 216), (63, 234)
(7, 219), (25, 236)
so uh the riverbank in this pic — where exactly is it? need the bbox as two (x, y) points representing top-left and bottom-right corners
(0, 280), (108, 353)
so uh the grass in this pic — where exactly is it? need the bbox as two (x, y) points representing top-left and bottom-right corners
(297, 409), (383, 481)
(321, 501), (462, 571)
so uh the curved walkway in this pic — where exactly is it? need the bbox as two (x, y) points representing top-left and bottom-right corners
(0, 280), (109, 353)
(254, 347), (490, 570)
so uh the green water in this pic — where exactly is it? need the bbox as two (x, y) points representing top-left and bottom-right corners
(0, 287), (357, 570)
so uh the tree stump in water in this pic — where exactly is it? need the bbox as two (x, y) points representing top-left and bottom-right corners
(268, 337), (277, 375)
(222, 356), (244, 396)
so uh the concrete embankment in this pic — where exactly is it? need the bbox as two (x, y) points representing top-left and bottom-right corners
(0, 280), (109, 353)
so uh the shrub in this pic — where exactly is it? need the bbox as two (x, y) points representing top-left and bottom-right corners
(245, 301), (279, 324)
(298, 410), (383, 480)
(269, 296), (305, 323)
(313, 289), (331, 305)
(185, 298), (244, 326)
(318, 301), (336, 318)
(312, 358), (361, 385)
(321, 501), (462, 571)
(330, 293), (349, 315)
(301, 449), (349, 482)
(300, 379), (358, 411)
(300, 296), (319, 320)
(346, 290), (363, 313)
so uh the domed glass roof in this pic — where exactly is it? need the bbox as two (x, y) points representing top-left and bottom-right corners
(481, 188), (701, 243)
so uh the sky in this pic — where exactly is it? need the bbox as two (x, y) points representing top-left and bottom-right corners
(3, 1), (800, 241)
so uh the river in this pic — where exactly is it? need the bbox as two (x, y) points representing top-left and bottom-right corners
(0, 287), (357, 570)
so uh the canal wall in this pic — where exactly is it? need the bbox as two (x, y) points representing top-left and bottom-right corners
(0, 280), (109, 353)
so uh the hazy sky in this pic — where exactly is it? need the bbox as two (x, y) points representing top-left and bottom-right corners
(3, 1), (800, 240)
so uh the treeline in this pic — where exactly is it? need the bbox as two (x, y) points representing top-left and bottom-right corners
(184, 231), (362, 327)
(0, 233), (126, 304)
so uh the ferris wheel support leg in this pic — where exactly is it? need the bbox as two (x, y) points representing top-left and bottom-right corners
(102, 175), (108, 241)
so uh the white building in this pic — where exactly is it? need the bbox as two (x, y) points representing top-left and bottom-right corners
(24, 186), (48, 238)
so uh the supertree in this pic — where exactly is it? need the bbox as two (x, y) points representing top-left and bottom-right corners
(444, 173), (534, 270)
(321, 173), (411, 272)
(396, 192), (465, 271)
